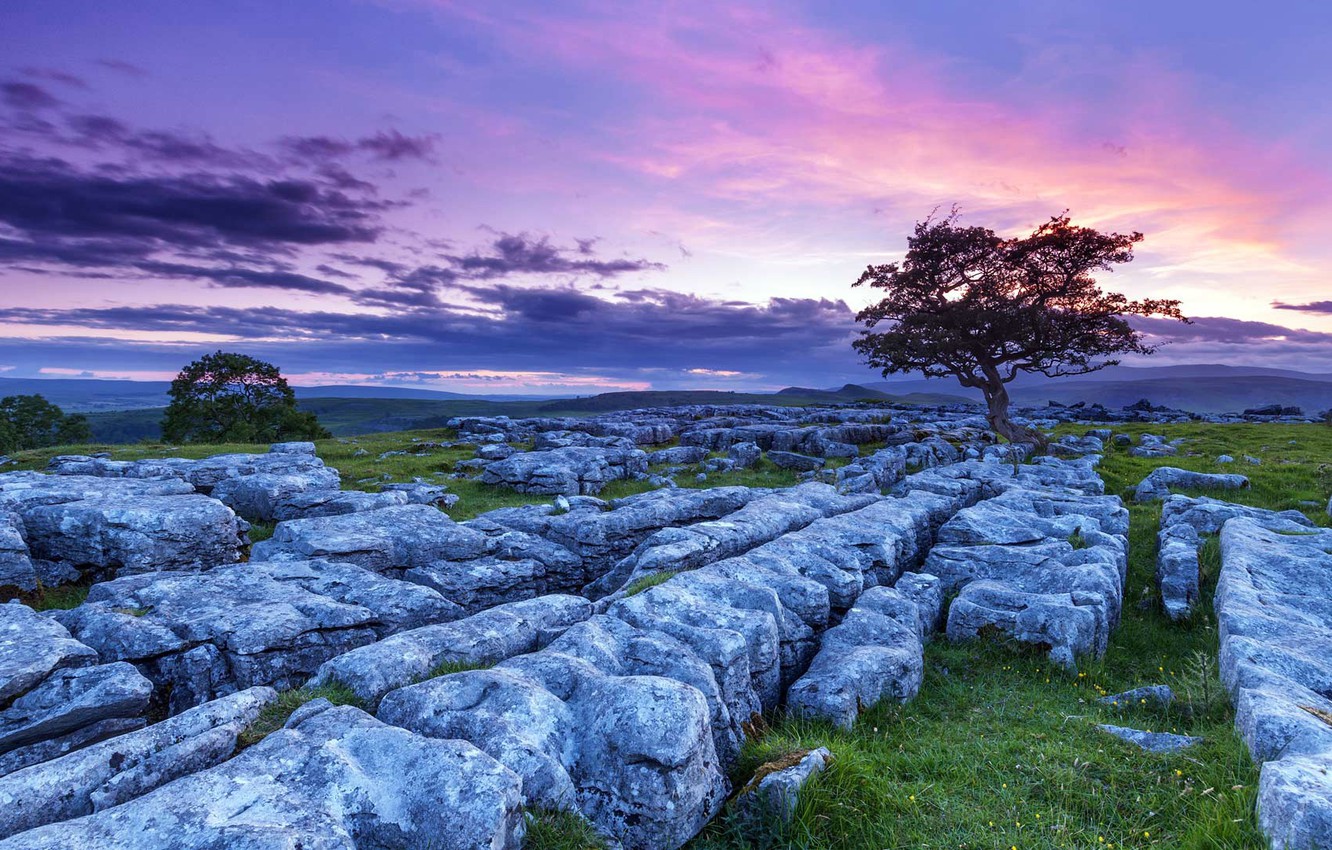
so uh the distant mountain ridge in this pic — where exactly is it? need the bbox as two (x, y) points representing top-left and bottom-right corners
(0, 377), (558, 412)
(866, 365), (1332, 414)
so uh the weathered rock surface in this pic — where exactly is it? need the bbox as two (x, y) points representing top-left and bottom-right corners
(589, 483), (877, 598)
(253, 504), (489, 573)
(1098, 724), (1202, 753)
(0, 662), (152, 772)
(0, 603), (98, 702)
(1218, 518), (1332, 850)
(0, 513), (35, 592)
(0, 472), (240, 581)
(479, 445), (648, 495)
(270, 487), (410, 521)
(487, 488), (754, 581)
(0, 604), (157, 774)
(0, 687), (276, 839)
(1098, 685), (1174, 710)
(57, 559), (459, 712)
(22, 495), (242, 579)
(380, 658), (723, 850)
(0, 704), (525, 849)
(767, 450), (824, 471)
(208, 467), (343, 522)
(786, 585), (926, 729)
(649, 445), (709, 465)
(1156, 495), (1313, 620)
(1156, 522), (1202, 621)
(1134, 467), (1249, 502)
(737, 747), (832, 822)
(311, 594), (594, 708)
(926, 461), (1128, 669)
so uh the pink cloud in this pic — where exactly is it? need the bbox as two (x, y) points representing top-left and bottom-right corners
(431, 1), (1331, 295)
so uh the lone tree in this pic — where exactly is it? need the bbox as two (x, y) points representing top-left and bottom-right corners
(162, 352), (329, 444)
(853, 211), (1189, 446)
(0, 395), (92, 453)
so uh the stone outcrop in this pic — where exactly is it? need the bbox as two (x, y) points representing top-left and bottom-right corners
(1155, 495), (1312, 620)
(588, 483), (878, 599)
(786, 584), (931, 729)
(478, 445), (649, 495)
(310, 594), (594, 708)
(0, 472), (239, 583)
(0, 414), (1260, 848)
(1217, 518), (1332, 850)
(364, 476), (969, 849)
(1133, 467), (1249, 502)
(0, 604), (153, 776)
(736, 747), (832, 822)
(0, 514), (35, 592)
(923, 463), (1128, 669)
(0, 687), (276, 839)
(21, 495), (242, 580)
(56, 559), (459, 713)
(0, 704), (526, 849)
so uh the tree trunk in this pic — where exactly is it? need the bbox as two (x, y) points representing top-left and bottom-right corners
(980, 379), (1047, 451)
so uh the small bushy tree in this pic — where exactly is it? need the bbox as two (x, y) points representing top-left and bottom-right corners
(0, 394), (92, 452)
(853, 211), (1190, 446)
(161, 352), (329, 444)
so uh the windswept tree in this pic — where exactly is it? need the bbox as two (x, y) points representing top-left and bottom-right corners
(0, 394), (92, 452)
(162, 352), (330, 444)
(853, 211), (1189, 445)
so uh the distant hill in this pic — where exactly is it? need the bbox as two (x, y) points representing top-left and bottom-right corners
(1010, 375), (1332, 414)
(0, 377), (558, 413)
(294, 385), (555, 402)
(867, 363), (1332, 400)
(0, 378), (172, 412)
(867, 370), (1332, 414)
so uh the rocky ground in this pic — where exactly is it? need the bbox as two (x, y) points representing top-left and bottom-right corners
(0, 401), (1329, 849)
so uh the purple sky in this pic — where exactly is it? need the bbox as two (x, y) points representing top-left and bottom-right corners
(2, 0), (1330, 393)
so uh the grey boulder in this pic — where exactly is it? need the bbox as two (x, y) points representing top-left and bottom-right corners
(1134, 467), (1249, 502)
(0, 687), (276, 839)
(0, 705), (526, 849)
(1098, 724), (1201, 753)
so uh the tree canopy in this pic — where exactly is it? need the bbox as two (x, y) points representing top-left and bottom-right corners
(161, 352), (330, 444)
(0, 394), (92, 453)
(853, 211), (1189, 444)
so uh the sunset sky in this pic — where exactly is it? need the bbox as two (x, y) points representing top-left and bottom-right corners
(2, 0), (1330, 393)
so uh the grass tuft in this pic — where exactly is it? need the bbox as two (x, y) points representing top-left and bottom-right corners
(16, 581), (90, 611)
(524, 808), (610, 850)
(427, 658), (494, 679)
(623, 569), (679, 597)
(238, 682), (361, 748)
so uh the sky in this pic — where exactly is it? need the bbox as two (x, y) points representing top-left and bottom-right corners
(1, 0), (1330, 394)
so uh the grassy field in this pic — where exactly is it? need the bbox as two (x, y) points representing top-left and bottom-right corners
(9, 421), (1331, 848)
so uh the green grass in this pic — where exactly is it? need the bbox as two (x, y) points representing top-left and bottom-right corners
(426, 658), (493, 679)
(687, 423), (1332, 850)
(623, 569), (679, 597)
(19, 582), (91, 611)
(246, 522), (276, 544)
(237, 682), (362, 748)
(524, 809), (611, 850)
